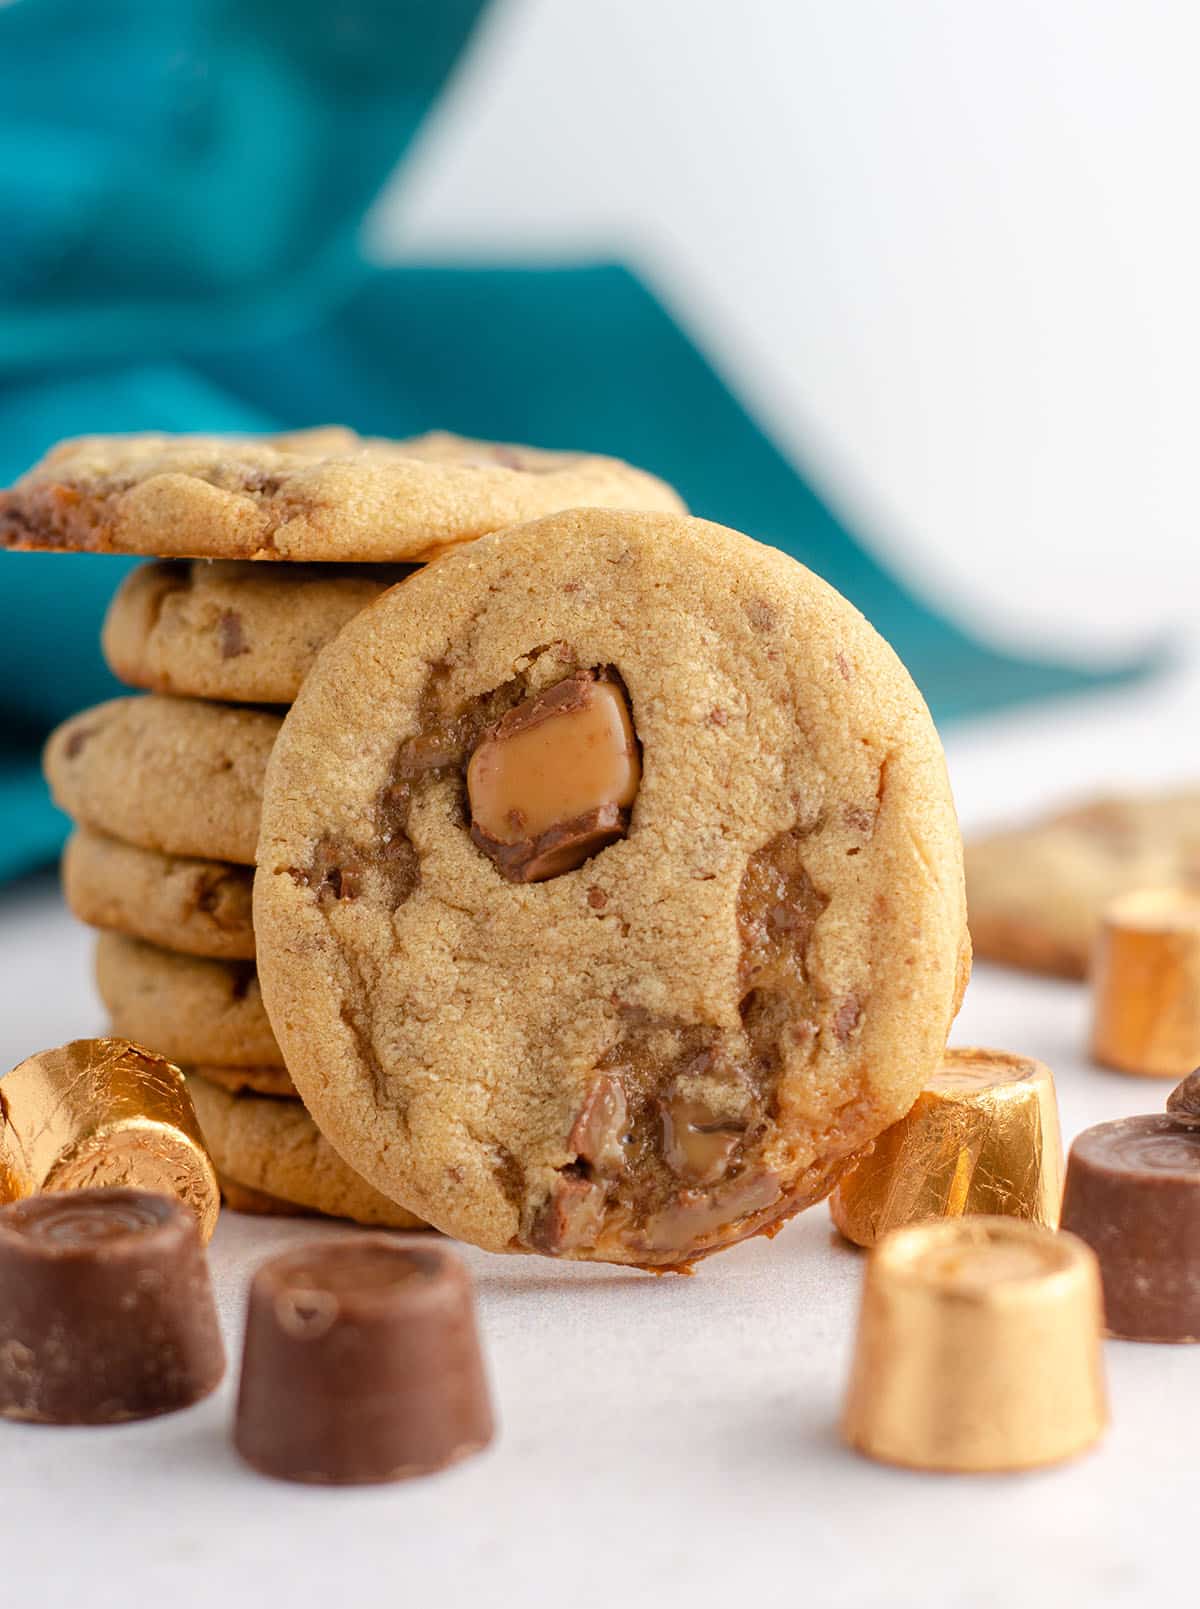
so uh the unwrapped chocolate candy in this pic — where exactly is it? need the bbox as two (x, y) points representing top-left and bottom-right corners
(1060, 1111), (1200, 1341)
(235, 1237), (494, 1483)
(0, 1188), (225, 1423)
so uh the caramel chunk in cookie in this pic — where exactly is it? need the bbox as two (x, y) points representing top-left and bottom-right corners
(253, 509), (970, 1268)
(467, 670), (640, 882)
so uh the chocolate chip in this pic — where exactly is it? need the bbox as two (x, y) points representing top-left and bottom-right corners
(528, 1169), (607, 1255)
(288, 838), (364, 903)
(834, 995), (862, 1044)
(217, 609), (249, 660)
(63, 724), (97, 759)
(568, 1076), (628, 1174)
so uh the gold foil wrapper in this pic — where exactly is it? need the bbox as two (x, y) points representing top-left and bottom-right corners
(1091, 887), (1200, 1077)
(0, 1038), (219, 1242)
(841, 1217), (1107, 1472)
(830, 1048), (1063, 1247)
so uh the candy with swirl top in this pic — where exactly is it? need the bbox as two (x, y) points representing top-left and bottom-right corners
(0, 1188), (225, 1423)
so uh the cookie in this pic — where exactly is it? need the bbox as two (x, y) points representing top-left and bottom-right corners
(46, 696), (279, 864)
(0, 427), (685, 563)
(217, 1173), (317, 1218)
(967, 791), (1200, 979)
(102, 559), (414, 705)
(254, 508), (969, 1268)
(95, 933), (283, 1068)
(187, 1075), (426, 1230)
(62, 828), (255, 960)
(188, 1064), (297, 1099)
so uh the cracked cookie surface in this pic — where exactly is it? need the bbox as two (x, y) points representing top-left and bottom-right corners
(103, 559), (414, 704)
(254, 509), (969, 1268)
(1, 426), (685, 562)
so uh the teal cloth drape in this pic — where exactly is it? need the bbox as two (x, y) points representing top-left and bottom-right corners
(0, 0), (1147, 884)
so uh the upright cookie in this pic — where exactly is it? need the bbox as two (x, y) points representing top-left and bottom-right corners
(103, 560), (413, 705)
(187, 1076), (425, 1230)
(967, 790), (1200, 978)
(63, 828), (255, 960)
(255, 509), (969, 1268)
(95, 933), (282, 1068)
(45, 695), (279, 864)
(0, 428), (685, 563)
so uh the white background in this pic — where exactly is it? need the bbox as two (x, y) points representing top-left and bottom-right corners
(374, 0), (1200, 662)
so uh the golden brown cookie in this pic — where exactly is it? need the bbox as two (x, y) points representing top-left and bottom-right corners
(188, 1075), (426, 1230)
(218, 1172), (317, 1218)
(45, 695), (279, 864)
(63, 828), (255, 960)
(0, 427), (685, 563)
(95, 933), (283, 1067)
(255, 508), (969, 1268)
(102, 559), (414, 704)
(967, 790), (1200, 979)
(187, 1064), (298, 1099)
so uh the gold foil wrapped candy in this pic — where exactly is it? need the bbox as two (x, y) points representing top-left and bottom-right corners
(841, 1217), (1107, 1472)
(1091, 887), (1200, 1078)
(830, 1048), (1063, 1247)
(0, 1038), (219, 1242)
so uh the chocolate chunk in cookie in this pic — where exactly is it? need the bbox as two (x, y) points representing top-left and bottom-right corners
(467, 669), (640, 882)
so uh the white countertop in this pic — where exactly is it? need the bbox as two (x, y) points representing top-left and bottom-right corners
(1, 662), (1195, 1609)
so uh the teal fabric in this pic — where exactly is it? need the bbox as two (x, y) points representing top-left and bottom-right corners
(0, 0), (1148, 884)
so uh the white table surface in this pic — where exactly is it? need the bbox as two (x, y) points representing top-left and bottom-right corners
(1, 661), (1196, 1609)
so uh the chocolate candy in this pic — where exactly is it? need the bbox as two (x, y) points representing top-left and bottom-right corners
(830, 1048), (1064, 1246)
(1060, 1113), (1200, 1341)
(1166, 1067), (1200, 1126)
(467, 668), (640, 881)
(0, 1188), (225, 1423)
(0, 1038), (220, 1241)
(1091, 887), (1200, 1077)
(842, 1217), (1107, 1472)
(235, 1238), (494, 1484)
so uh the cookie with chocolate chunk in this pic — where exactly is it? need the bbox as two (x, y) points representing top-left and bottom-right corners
(0, 427), (685, 563)
(63, 828), (255, 960)
(45, 695), (279, 864)
(967, 790), (1200, 979)
(188, 1075), (425, 1229)
(254, 509), (969, 1269)
(103, 560), (414, 705)
(95, 933), (283, 1068)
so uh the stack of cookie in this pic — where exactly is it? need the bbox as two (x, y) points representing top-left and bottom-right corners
(7, 426), (685, 1227)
